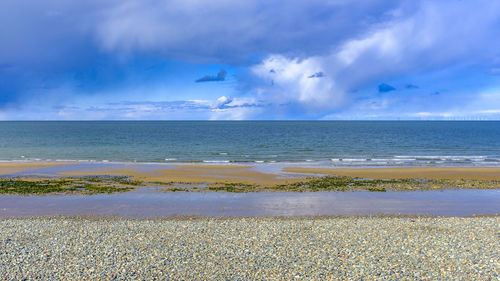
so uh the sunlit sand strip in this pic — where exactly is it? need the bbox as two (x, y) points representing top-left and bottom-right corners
(284, 167), (500, 180)
(61, 165), (301, 186)
(174, 164), (254, 169)
(0, 163), (71, 176)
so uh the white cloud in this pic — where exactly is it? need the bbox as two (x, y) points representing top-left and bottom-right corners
(251, 55), (342, 111)
(2, 0), (500, 119)
(247, 0), (500, 116)
(209, 96), (265, 120)
(213, 96), (232, 109)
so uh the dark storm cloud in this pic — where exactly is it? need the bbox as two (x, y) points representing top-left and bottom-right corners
(308, 72), (324, 78)
(405, 84), (419, 89)
(378, 83), (396, 93)
(195, 69), (227, 83)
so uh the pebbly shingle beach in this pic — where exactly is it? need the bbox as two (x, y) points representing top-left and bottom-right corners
(1, 216), (498, 280)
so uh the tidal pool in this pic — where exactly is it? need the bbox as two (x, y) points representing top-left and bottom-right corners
(0, 188), (498, 217)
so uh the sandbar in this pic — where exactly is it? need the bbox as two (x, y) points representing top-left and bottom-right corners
(0, 163), (70, 175)
(61, 165), (296, 186)
(0, 162), (498, 188)
(284, 167), (500, 180)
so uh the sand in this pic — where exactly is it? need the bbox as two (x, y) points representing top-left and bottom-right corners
(61, 165), (500, 186)
(284, 167), (500, 180)
(0, 163), (70, 175)
(1, 162), (500, 185)
(60, 165), (296, 186)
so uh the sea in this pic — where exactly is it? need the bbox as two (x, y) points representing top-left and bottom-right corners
(1, 121), (499, 167)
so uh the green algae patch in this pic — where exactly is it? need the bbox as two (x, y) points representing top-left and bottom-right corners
(206, 182), (258, 192)
(272, 176), (500, 192)
(154, 176), (500, 193)
(0, 176), (140, 195)
(2, 175), (499, 195)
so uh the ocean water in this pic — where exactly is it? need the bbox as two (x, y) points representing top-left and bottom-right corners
(0, 121), (499, 167)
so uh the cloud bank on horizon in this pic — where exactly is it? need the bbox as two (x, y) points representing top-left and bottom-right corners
(1, 0), (500, 120)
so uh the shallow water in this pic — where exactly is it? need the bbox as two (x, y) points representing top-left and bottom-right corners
(1, 188), (498, 217)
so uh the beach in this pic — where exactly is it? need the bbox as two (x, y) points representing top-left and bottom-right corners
(1, 161), (500, 217)
(284, 166), (500, 180)
(1, 122), (499, 279)
(4, 161), (500, 184)
(4, 0), (500, 277)
(0, 162), (69, 176)
(61, 165), (500, 184)
(0, 121), (499, 280)
(1, 216), (498, 280)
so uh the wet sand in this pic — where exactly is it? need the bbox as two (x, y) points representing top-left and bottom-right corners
(284, 167), (500, 180)
(60, 165), (296, 186)
(3, 162), (500, 185)
(0, 162), (70, 175)
(59, 165), (500, 187)
(1, 162), (499, 217)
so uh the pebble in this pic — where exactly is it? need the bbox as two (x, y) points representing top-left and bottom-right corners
(0, 216), (498, 280)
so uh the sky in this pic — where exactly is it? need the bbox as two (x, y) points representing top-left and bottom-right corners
(1, 0), (500, 120)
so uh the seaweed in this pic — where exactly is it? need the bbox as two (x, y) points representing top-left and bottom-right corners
(2, 174), (498, 195)
(206, 182), (258, 192)
(0, 176), (138, 195)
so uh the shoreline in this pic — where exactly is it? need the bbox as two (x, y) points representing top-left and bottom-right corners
(284, 166), (500, 180)
(2, 163), (499, 217)
(3, 161), (500, 179)
(0, 162), (70, 176)
(2, 213), (499, 220)
(1, 162), (500, 194)
(2, 158), (500, 166)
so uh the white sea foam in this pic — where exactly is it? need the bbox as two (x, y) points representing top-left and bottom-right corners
(2, 154), (499, 167)
(325, 155), (500, 167)
(203, 160), (230, 163)
(397, 155), (487, 159)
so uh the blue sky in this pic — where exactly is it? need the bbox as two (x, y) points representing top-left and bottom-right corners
(1, 0), (500, 120)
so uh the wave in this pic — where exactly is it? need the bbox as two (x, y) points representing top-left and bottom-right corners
(328, 156), (500, 166)
(1, 155), (500, 167)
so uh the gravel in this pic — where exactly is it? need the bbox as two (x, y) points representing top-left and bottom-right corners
(0, 216), (498, 280)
